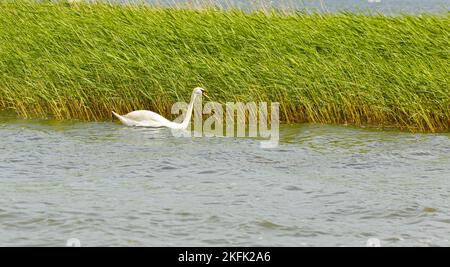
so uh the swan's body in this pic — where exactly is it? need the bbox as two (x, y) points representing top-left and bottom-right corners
(112, 110), (178, 128)
(112, 87), (206, 129)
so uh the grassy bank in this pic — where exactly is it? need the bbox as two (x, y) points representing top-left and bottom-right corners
(0, 2), (449, 131)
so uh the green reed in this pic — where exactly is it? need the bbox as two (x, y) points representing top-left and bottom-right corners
(0, 1), (449, 131)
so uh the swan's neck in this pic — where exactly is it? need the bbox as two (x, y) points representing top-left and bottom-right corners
(180, 93), (197, 129)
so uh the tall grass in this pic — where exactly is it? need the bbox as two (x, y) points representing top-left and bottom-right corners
(0, 1), (449, 131)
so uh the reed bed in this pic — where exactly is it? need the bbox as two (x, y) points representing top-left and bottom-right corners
(0, 1), (449, 131)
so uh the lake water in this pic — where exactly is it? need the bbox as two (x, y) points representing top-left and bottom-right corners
(141, 0), (450, 14)
(1, 115), (449, 246)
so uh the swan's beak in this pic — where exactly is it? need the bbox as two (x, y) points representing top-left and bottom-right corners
(202, 91), (210, 99)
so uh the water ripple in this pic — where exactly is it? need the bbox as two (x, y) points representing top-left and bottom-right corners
(0, 119), (449, 246)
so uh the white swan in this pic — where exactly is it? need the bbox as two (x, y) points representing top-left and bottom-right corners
(112, 87), (207, 129)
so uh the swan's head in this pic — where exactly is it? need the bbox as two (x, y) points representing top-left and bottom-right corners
(193, 87), (208, 97)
